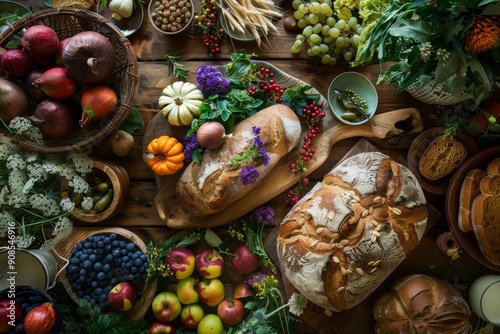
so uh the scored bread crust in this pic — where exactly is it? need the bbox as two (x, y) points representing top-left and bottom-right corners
(277, 152), (428, 311)
(373, 274), (472, 334)
(175, 105), (301, 216)
(458, 169), (488, 233)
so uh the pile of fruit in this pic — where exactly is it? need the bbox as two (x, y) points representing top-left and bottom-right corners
(0, 24), (118, 139)
(148, 244), (260, 333)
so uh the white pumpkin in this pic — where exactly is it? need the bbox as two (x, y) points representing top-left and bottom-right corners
(158, 81), (204, 126)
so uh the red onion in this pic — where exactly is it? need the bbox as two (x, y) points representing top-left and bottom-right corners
(23, 69), (47, 102)
(1, 49), (33, 78)
(62, 31), (116, 85)
(34, 67), (78, 100)
(196, 121), (229, 149)
(31, 98), (79, 138)
(21, 25), (59, 57)
(55, 37), (71, 66)
(0, 77), (29, 122)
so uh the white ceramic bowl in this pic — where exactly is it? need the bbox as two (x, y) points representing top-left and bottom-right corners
(327, 72), (378, 125)
(148, 0), (194, 35)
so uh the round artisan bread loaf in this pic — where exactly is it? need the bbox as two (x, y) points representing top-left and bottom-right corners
(373, 274), (472, 334)
(176, 104), (301, 216)
(277, 152), (428, 311)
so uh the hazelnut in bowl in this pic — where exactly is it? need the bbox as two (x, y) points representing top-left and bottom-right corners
(148, 0), (194, 35)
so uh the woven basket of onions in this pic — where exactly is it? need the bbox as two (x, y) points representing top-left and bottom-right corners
(0, 8), (138, 154)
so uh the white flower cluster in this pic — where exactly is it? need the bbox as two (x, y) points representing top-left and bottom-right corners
(0, 139), (94, 249)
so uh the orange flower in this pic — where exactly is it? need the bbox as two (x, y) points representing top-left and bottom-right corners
(465, 15), (500, 54)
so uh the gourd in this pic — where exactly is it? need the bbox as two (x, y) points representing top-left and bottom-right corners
(109, 0), (134, 20)
(158, 81), (204, 126)
(144, 135), (185, 176)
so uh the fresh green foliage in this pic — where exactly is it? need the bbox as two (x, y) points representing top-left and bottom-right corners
(118, 108), (144, 134)
(282, 84), (321, 115)
(164, 50), (190, 81)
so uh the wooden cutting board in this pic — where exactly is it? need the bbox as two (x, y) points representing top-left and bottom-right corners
(143, 61), (424, 229)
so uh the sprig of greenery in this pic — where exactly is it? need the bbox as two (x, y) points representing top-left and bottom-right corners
(165, 50), (190, 81)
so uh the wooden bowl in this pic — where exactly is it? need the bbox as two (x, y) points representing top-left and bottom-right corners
(62, 158), (130, 223)
(444, 145), (500, 271)
(54, 227), (157, 320)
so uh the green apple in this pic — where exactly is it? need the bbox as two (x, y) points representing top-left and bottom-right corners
(197, 314), (224, 334)
(180, 304), (205, 329)
(177, 276), (199, 305)
(151, 291), (182, 322)
(197, 278), (225, 307)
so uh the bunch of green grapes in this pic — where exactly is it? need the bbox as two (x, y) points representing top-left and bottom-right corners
(290, 0), (363, 65)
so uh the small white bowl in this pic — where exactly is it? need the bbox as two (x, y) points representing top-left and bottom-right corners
(148, 0), (194, 35)
(328, 72), (378, 126)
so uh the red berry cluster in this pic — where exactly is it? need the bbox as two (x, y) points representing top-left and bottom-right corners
(193, 0), (224, 55)
(285, 102), (326, 206)
(247, 67), (284, 103)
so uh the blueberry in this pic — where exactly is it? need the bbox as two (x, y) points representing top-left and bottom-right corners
(75, 242), (83, 251)
(79, 268), (88, 276)
(109, 233), (117, 240)
(112, 249), (121, 258)
(126, 242), (136, 252)
(82, 260), (93, 269)
(105, 244), (112, 252)
(109, 277), (119, 286)
(124, 261), (133, 269)
(120, 248), (128, 256)
(84, 241), (92, 248)
(102, 263), (111, 273)
(133, 258), (143, 267)
(91, 281), (99, 289)
(111, 240), (120, 248)
(94, 262), (104, 272)
(89, 254), (98, 263)
(80, 253), (89, 261)
(68, 265), (79, 274)
(96, 272), (106, 281)
(130, 266), (138, 274)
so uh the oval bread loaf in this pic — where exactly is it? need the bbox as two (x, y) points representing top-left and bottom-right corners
(176, 104), (301, 216)
(277, 152), (428, 311)
(419, 136), (468, 181)
(373, 274), (471, 334)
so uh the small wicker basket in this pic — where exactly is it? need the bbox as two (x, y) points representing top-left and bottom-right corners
(406, 81), (466, 106)
(0, 8), (138, 154)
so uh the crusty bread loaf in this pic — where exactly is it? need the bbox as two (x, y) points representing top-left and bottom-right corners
(277, 152), (428, 311)
(458, 169), (488, 233)
(471, 174), (500, 266)
(176, 104), (301, 216)
(373, 274), (472, 334)
(486, 157), (500, 175)
(419, 136), (468, 181)
(52, 0), (96, 10)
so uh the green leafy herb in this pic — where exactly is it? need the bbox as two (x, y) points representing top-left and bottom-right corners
(165, 50), (190, 81)
(118, 107), (144, 134)
(282, 84), (321, 115)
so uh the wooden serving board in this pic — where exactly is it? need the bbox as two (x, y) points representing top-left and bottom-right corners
(143, 61), (425, 229)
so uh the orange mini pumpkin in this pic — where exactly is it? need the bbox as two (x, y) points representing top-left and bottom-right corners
(145, 135), (185, 176)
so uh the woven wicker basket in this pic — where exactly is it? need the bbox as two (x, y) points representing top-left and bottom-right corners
(0, 8), (138, 154)
(406, 81), (466, 106)
(54, 227), (157, 320)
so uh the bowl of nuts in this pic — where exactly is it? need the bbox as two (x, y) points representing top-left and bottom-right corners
(148, 0), (194, 35)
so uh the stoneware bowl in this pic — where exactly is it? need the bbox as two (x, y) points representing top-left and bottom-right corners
(148, 0), (194, 35)
(328, 71), (378, 125)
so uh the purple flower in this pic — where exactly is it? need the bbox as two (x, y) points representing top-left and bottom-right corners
(259, 147), (270, 166)
(196, 65), (230, 97)
(239, 165), (259, 185)
(246, 272), (266, 287)
(183, 133), (201, 162)
(252, 126), (261, 136)
(250, 206), (274, 224)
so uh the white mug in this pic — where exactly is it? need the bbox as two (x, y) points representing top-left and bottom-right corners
(469, 275), (500, 326)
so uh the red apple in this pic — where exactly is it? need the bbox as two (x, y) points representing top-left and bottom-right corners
(165, 247), (196, 279)
(0, 298), (23, 332)
(195, 248), (225, 279)
(151, 291), (182, 323)
(24, 302), (57, 334)
(231, 245), (260, 274)
(107, 281), (138, 311)
(176, 277), (199, 305)
(148, 320), (175, 334)
(180, 304), (205, 329)
(233, 283), (254, 299)
(197, 278), (225, 307)
(217, 298), (245, 326)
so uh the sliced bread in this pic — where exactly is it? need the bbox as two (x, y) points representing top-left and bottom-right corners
(486, 157), (500, 176)
(471, 174), (500, 266)
(419, 136), (468, 181)
(458, 168), (488, 233)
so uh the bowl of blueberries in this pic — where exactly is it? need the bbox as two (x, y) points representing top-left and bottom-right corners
(0, 285), (63, 334)
(56, 228), (156, 319)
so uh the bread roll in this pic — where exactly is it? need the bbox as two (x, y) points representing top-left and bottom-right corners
(176, 104), (301, 216)
(419, 136), (467, 181)
(373, 274), (472, 334)
(277, 152), (428, 311)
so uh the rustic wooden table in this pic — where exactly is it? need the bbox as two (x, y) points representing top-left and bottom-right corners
(9, 0), (500, 332)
